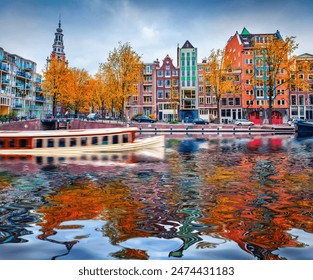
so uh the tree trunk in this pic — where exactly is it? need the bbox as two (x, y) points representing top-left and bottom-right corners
(268, 89), (273, 125)
(216, 97), (221, 124)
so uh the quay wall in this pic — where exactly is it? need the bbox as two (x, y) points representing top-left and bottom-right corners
(0, 119), (295, 135)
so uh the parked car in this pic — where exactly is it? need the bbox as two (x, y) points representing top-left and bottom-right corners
(87, 113), (99, 121)
(193, 118), (209, 125)
(134, 116), (156, 123)
(235, 119), (254, 126)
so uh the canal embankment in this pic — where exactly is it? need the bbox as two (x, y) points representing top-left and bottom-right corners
(0, 119), (296, 135)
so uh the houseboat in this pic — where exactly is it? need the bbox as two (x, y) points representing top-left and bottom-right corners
(296, 121), (313, 137)
(0, 127), (165, 155)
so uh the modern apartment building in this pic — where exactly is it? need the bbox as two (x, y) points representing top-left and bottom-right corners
(177, 40), (199, 122)
(225, 28), (290, 124)
(290, 53), (313, 120)
(0, 47), (46, 118)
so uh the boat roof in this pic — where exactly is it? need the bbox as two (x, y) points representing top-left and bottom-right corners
(0, 127), (138, 138)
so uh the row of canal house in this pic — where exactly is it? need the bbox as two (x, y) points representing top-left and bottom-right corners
(127, 28), (313, 124)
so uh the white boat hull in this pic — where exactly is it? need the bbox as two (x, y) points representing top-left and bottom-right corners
(0, 135), (165, 155)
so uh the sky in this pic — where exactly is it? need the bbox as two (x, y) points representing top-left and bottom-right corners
(1, 0), (313, 75)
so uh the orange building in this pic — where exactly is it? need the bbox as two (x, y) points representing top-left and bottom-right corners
(225, 28), (289, 124)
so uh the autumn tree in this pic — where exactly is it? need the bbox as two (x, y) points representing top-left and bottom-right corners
(92, 68), (114, 119)
(98, 42), (143, 120)
(42, 57), (70, 115)
(252, 36), (298, 124)
(64, 67), (91, 114)
(203, 49), (236, 124)
(169, 77), (180, 121)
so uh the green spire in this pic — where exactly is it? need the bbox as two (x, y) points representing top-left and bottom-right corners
(241, 27), (250, 35)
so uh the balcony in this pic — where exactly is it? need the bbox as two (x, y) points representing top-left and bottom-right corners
(12, 104), (23, 109)
(35, 87), (42, 92)
(0, 63), (9, 72)
(1, 79), (10, 84)
(36, 96), (45, 101)
(16, 71), (26, 78)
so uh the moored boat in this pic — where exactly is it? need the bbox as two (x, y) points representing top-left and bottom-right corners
(296, 121), (313, 137)
(0, 127), (165, 155)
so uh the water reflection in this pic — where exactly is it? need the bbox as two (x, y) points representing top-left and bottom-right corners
(0, 135), (312, 260)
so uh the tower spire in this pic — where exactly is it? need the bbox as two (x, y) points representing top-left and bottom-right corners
(59, 13), (61, 28)
(50, 17), (66, 62)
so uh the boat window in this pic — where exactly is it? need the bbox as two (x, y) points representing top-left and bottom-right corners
(122, 134), (129, 143)
(81, 137), (87, 146)
(0, 139), (4, 148)
(36, 139), (43, 148)
(47, 139), (54, 148)
(19, 139), (28, 148)
(113, 135), (119, 144)
(102, 136), (108, 145)
(70, 138), (76, 147)
(9, 139), (15, 148)
(35, 157), (43, 164)
(59, 138), (66, 147)
(92, 136), (98, 145)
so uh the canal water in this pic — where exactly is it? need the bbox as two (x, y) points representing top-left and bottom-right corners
(0, 134), (312, 260)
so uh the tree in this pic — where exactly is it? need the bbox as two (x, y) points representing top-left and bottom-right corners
(64, 67), (91, 114)
(169, 77), (180, 121)
(252, 36), (298, 124)
(203, 49), (236, 124)
(42, 57), (70, 115)
(98, 42), (143, 119)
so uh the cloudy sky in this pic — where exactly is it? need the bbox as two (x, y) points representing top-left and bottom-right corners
(1, 0), (313, 75)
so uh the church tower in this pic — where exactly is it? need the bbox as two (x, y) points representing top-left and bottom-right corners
(50, 18), (66, 62)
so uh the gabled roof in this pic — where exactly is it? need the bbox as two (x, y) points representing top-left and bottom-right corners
(298, 53), (313, 58)
(238, 28), (283, 49)
(181, 40), (194, 49)
(297, 53), (313, 60)
(241, 27), (250, 35)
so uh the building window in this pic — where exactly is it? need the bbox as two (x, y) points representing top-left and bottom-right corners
(235, 97), (240, 106)
(256, 89), (264, 97)
(158, 90), (163, 99)
(222, 98), (227, 105)
(157, 80), (163, 87)
(144, 96), (152, 103)
(299, 95), (305, 105)
(277, 100), (285, 106)
(277, 89), (285, 95)
(157, 71), (163, 77)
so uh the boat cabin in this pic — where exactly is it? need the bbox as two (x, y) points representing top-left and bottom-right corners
(0, 128), (137, 150)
